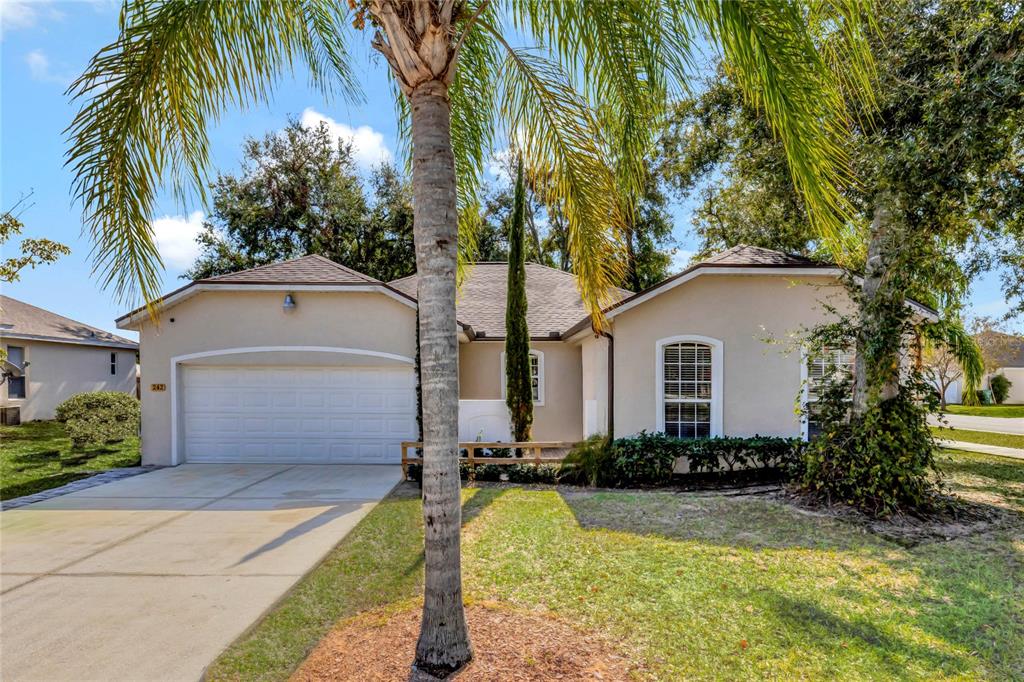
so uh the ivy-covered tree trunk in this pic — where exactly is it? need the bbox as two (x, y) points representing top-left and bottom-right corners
(505, 158), (534, 445)
(852, 194), (902, 417)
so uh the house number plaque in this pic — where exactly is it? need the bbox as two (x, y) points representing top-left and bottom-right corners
(150, 383), (167, 392)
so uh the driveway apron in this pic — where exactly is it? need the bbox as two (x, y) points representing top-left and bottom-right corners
(0, 463), (400, 682)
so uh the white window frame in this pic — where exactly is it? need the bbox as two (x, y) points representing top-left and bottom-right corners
(500, 349), (545, 406)
(110, 352), (118, 376)
(656, 335), (723, 438)
(5, 344), (27, 401)
(800, 346), (855, 441)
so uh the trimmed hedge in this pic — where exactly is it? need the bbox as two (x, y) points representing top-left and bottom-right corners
(405, 462), (559, 484)
(408, 433), (804, 488)
(563, 431), (805, 487)
(54, 391), (140, 448)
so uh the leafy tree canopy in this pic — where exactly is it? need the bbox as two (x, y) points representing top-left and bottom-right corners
(1, 194), (70, 284)
(184, 119), (415, 282)
(475, 158), (675, 291)
(660, 0), (1024, 318)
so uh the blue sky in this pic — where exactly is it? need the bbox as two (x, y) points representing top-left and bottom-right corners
(1, 1), (1015, 340)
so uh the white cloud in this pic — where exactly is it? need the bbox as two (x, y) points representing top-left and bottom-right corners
(299, 108), (391, 169)
(24, 48), (75, 85)
(670, 249), (696, 272)
(1, 0), (64, 36)
(151, 211), (205, 270)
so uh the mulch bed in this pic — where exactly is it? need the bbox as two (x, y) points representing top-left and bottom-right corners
(290, 602), (638, 681)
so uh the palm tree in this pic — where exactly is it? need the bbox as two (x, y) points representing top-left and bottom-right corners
(66, 0), (874, 674)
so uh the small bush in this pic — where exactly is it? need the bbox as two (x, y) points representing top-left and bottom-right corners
(54, 391), (140, 448)
(976, 389), (994, 405)
(687, 436), (804, 475)
(608, 431), (680, 486)
(559, 434), (614, 486)
(990, 374), (1012, 404)
(405, 461), (559, 484)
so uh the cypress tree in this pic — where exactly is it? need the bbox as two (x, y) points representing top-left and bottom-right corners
(505, 157), (533, 446)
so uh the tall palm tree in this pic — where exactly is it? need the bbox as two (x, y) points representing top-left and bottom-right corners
(66, 0), (874, 674)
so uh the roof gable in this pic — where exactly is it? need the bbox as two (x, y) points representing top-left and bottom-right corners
(1, 295), (137, 348)
(200, 254), (380, 285)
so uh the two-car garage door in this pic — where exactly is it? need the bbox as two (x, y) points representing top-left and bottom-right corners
(182, 365), (416, 464)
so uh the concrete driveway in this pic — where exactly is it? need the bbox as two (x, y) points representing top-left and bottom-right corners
(0, 463), (401, 682)
(930, 413), (1024, 434)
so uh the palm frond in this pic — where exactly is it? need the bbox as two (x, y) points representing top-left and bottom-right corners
(486, 32), (626, 324)
(684, 0), (874, 260)
(921, 318), (985, 406)
(509, 0), (693, 216)
(65, 0), (358, 312)
(449, 7), (501, 284)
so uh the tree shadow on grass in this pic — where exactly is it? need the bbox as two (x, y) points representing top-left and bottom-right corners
(1, 472), (94, 501)
(393, 483), (507, 583)
(760, 590), (974, 679)
(559, 489), (882, 552)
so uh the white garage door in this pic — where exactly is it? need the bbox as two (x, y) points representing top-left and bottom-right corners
(182, 365), (416, 464)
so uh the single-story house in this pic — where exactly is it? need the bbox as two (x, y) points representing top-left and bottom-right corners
(976, 331), (1024, 404)
(116, 246), (936, 467)
(1, 295), (139, 422)
(930, 330), (1024, 405)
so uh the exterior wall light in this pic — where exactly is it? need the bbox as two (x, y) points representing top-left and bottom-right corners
(283, 294), (297, 311)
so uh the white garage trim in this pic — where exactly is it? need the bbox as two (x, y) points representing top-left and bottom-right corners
(169, 346), (415, 465)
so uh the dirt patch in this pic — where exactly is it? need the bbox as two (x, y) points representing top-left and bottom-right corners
(778, 488), (1016, 546)
(290, 602), (638, 681)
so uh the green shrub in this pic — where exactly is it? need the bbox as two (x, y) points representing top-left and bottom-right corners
(558, 434), (614, 486)
(406, 461), (559, 484)
(990, 374), (1012, 404)
(799, 394), (938, 516)
(976, 389), (994, 405)
(54, 391), (140, 448)
(686, 436), (804, 475)
(608, 431), (681, 486)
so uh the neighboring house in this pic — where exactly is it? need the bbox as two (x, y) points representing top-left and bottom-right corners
(116, 246), (937, 467)
(1, 295), (139, 422)
(930, 331), (1024, 405)
(977, 330), (1024, 404)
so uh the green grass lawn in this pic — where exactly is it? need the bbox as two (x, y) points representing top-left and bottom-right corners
(932, 427), (1024, 450)
(943, 404), (1024, 418)
(0, 421), (140, 500)
(207, 452), (1024, 681)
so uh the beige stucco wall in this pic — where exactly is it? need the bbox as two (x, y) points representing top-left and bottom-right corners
(611, 274), (850, 439)
(579, 333), (609, 436)
(994, 367), (1024, 404)
(0, 339), (137, 421)
(458, 340), (583, 442)
(133, 290), (417, 465)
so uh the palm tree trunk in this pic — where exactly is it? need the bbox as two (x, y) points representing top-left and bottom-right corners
(409, 79), (473, 674)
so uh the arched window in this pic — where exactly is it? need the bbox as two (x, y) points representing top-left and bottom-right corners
(656, 336), (723, 438)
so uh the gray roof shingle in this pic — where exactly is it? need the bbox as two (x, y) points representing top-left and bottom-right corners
(701, 244), (823, 267)
(201, 254), (380, 284)
(390, 263), (631, 338)
(1, 295), (137, 348)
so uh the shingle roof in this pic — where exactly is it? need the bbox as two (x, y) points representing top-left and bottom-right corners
(975, 330), (1024, 368)
(1, 295), (137, 349)
(200, 254), (380, 285)
(390, 263), (631, 338)
(701, 244), (823, 267)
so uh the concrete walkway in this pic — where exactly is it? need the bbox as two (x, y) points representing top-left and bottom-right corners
(938, 439), (1024, 461)
(930, 413), (1024, 435)
(0, 463), (401, 682)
